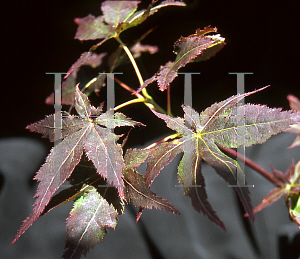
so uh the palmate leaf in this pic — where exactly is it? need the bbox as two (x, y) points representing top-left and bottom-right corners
(68, 1), (185, 79)
(12, 85), (141, 243)
(137, 27), (225, 92)
(123, 148), (179, 221)
(63, 185), (118, 259)
(146, 86), (300, 229)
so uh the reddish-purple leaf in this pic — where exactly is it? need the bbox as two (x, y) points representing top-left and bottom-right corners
(65, 52), (92, 79)
(26, 112), (83, 142)
(147, 86), (299, 229)
(84, 124), (125, 198)
(201, 138), (254, 222)
(245, 162), (300, 219)
(178, 154), (225, 230)
(123, 168), (180, 215)
(12, 127), (88, 243)
(137, 27), (225, 92)
(145, 140), (184, 187)
(63, 186), (118, 259)
(101, 1), (140, 27)
(124, 148), (153, 169)
(118, 1), (186, 33)
(14, 85), (141, 243)
(252, 188), (286, 216)
(74, 15), (114, 41)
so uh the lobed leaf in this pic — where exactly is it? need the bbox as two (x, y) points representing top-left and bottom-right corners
(12, 127), (88, 243)
(123, 169), (180, 215)
(84, 124), (125, 198)
(201, 138), (254, 221)
(15, 84), (142, 243)
(95, 110), (144, 128)
(137, 27), (225, 92)
(124, 148), (153, 169)
(145, 140), (184, 187)
(178, 153), (225, 230)
(147, 86), (300, 229)
(204, 104), (295, 149)
(63, 186), (118, 259)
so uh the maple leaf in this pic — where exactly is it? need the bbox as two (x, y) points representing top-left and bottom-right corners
(63, 185), (118, 259)
(145, 86), (299, 230)
(136, 26), (225, 92)
(123, 148), (180, 221)
(286, 94), (300, 148)
(245, 161), (300, 228)
(12, 85), (141, 243)
(67, 1), (185, 79)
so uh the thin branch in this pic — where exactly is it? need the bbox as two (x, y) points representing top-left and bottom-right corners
(217, 145), (281, 187)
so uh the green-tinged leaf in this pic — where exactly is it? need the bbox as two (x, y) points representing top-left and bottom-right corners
(63, 186), (118, 259)
(119, 1), (186, 33)
(124, 148), (153, 168)
(74, 0), (185, 42)
(246, 161), (300, 223)
(123, 168), (180, 215)
(203, 104), (295, 148)
(287, 193), (300, 226)
(74, 15), (114, 41)
(95, 111), (144, 128)
(41, 175), (101, 216)
(101, 1), (140, 27)
(147, 86), (298, 229)
(75, 85), (92, 117)
(137, 27), (225, 92)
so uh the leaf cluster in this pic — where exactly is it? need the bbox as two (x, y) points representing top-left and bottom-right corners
(11, 1), (300, 258)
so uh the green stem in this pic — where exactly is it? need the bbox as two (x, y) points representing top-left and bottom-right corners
(167, 85), (173, 117)
(114, 98), (146, 111)
(115, 36), (166, 114)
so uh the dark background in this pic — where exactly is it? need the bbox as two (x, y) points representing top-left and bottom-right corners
(1, 1), (300, 259)
(2, 0), (300, 142)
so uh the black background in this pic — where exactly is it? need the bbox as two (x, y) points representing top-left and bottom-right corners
(1, 1), (300, 258)
(2, 0), (300, 144)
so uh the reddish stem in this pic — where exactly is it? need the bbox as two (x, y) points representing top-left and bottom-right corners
(217, 145), (280, 187)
